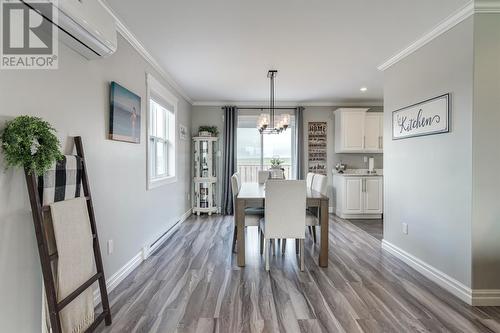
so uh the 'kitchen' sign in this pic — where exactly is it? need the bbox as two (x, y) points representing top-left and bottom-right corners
(392, 93), (450, 140)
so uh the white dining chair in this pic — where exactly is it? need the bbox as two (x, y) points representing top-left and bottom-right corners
(311, 174), (327, 195)
(306, 174), (327, 243)
(231, 173), (263, 253)
(306, 172), (315, 189)
(259, 180), (306, 271)
(258, 170), (270, 184)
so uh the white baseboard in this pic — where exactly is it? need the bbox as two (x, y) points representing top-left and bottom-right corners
(146, 208), (192, 258)
(93, 208), (192, 305)
(334, 208), (381, 219)
(93, 251), (143, 305)
(382, 240), (500, 306)
(471, 289), (500, 306)
(382, 240), (471, 303)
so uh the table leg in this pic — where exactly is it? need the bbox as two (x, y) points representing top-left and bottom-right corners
(319, 199), (329, 267)
(236, 198), (246, 266)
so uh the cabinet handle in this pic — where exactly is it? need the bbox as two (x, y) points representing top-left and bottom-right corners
(378, 136), (381, 149)
(363, 136), (366, 149)
(362, 178), (365, 192)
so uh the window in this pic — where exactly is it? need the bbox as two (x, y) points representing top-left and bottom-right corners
(236, 111), (296, 182)
(263, 129), (293, 175)
(147, 74), (178, 189)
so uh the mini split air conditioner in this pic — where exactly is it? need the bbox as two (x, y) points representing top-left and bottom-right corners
(22, 0), (117, 59)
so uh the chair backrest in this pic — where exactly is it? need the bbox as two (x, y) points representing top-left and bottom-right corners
(264, 180), (306, 239)
(235, 172), (241, 188)
(306, 173), (315, 189)
(311, 174), (327, 196)
(230, 173), (241, 214)
(231, 173), (241, 198)
(258, 170), (270, 184)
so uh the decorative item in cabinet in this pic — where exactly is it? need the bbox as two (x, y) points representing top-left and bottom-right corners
(193, 136), (218, 215)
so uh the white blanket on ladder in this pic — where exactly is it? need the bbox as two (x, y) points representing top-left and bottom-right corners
(47, 197), (95, 333)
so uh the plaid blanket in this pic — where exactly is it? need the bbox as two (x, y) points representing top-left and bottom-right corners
(38, 155), (83, 206)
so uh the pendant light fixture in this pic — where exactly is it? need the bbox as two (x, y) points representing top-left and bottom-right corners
(257, 70), (290, 134)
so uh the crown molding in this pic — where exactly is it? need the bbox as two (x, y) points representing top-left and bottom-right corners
(191, 100), (384, 107)
(377, 1), (475, 71)
(475, 0), (500, 13)
(99, 0), (193, 104)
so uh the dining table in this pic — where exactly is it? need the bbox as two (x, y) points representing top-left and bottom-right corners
(235, 182), (330, 267)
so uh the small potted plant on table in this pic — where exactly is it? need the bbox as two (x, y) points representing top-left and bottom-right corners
(269, 157), (285, 179)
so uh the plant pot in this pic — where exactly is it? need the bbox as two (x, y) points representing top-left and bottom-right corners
(199, 131), (212, 137)
(269, 168), (285, 179)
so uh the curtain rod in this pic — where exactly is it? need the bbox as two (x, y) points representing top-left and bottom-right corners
(221, 107), (298, 110)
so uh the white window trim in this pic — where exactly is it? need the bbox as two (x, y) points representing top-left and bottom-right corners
(146, 73), (179, 190)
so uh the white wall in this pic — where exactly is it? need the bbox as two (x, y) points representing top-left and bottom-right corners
(471, 13), (500, 290)
(0, 35), (192, 332)
(383, 18), (474, 287)
(191, 106), (224, 134)
(191, 105), (383, 209)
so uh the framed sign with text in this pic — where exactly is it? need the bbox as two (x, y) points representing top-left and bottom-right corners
(392, 93), (450, 140)
(308, 122), (327, 175)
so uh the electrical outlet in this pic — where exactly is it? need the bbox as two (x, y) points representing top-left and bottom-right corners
(402, 223), (408, 235)
(187, 193), (191, 201)
(107, 240), (114, 254)
(363, 156), (368, 163)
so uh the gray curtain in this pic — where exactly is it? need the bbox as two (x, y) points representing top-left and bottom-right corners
(221, 106), (238, 215)
(295, 106), (304, 180)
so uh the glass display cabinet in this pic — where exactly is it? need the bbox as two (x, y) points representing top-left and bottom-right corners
(192, 136), (218, 215)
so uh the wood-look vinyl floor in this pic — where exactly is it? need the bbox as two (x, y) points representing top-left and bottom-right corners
(347, 219), (384, 241)
(96, 214), (500, 333)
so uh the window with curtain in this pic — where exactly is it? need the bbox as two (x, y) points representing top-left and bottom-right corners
(236, 110), (296, 182)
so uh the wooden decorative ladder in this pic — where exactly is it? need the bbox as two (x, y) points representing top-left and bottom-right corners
(24, 136), (112, 333)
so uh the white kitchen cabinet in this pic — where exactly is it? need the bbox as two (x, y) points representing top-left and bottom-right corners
(364, 113), (383, 152)
(333, 174), (383, 219)
(363, 177), (383, 213)
(341, 110), (366, 151)
(379, 114), (383, 149)
(334, 108), (383, 153)
(344, 177), (363, 214)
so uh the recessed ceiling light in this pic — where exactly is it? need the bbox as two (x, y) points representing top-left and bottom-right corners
(360, 87), (368, 92)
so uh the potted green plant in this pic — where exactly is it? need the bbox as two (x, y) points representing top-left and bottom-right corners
(198, 126), (219, 137)
(269, 157), (284, 169)
(1, 116), (63, 175)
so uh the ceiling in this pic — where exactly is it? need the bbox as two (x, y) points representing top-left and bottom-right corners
(106, 0), (470, 104)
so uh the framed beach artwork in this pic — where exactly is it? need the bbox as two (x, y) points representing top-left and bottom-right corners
(109, 81), (141, 143)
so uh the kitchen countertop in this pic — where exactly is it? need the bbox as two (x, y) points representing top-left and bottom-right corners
(332, 169), (383, 177)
